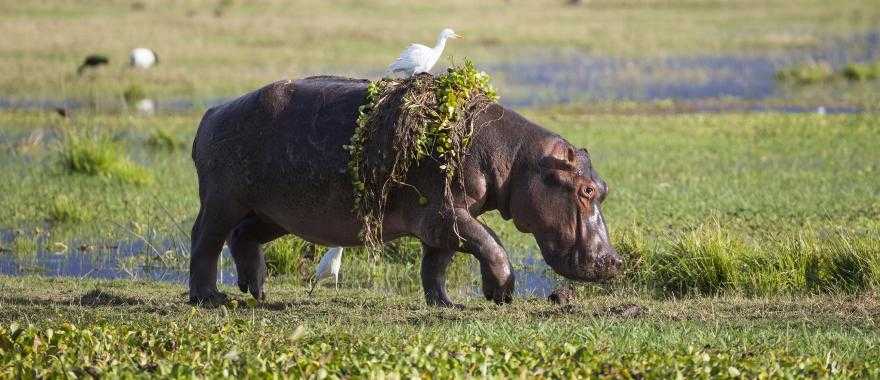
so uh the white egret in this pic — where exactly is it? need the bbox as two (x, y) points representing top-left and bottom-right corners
(308, 247), (344, 295)
(386, 28), (461, 77)
(129, 48), (158, 69)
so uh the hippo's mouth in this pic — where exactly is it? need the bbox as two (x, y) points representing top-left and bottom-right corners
(541, 246), (620, 283)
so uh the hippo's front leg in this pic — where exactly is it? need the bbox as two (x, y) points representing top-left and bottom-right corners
(453, 210), (515, 304)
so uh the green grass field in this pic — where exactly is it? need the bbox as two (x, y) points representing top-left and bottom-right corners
(3, 0), (880, 377)
(2, 276), (880, 378)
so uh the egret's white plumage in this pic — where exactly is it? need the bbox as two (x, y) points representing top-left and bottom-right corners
(387, 28), (461, 77)
(309, 247), (344, 295)
(129, 48), (158, 69)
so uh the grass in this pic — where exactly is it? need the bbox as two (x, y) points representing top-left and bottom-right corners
(122, 83), (148, 106)
(842, 61), (880, 81)
(46, 194), (91, 224)
(146, 128), (184, 151)
(2, 110), (880, 294)
(1, 276), (880, 377)
(57, 129), (152, 185)
(775, 61), (834, 84)
(777, 60), (880, 84)
(616, 223), (880, 297)
(263, 235), (312, 277)
(0, 108), (878, 375)
(1, 1), (879, 102)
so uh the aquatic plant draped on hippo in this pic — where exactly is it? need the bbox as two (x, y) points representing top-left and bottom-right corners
(189, 76), (621, 306)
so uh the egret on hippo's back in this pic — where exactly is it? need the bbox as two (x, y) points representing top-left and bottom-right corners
(387, 28), (461, 77)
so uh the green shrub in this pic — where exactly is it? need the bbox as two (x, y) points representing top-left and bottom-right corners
(775, 61), (833, 84)
(803, 232), (878, 293)
(123, 84), (147, 106)
(647, 225), (740, 296)
(377, 237), (422, 264)
(146, 128), (183, 151)
(841, 62), (880, 81)
(264, 235), (315, 276)
(11, 235), (38, 256)
(58, 131), (152, 185)
(612, 226), (649, 284)
(736, 246), (804, 296)
(47, 194), (91, 223)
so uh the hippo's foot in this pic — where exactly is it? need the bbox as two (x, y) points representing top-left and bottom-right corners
(482, 273), (514, 305)
(236, 268), (266, 301)
(189, 286), (228, 306)
(425, 291), (464, 309)
(432, 300), (465, 309)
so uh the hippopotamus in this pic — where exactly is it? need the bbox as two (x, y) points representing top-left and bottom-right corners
(189, 76), (621, 306)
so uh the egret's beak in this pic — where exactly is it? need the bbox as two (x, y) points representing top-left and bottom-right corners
(453, 34), (463, 39)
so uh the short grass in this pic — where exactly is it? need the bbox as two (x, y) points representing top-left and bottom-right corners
(1, 1), (879, 101)
(1, 276), (879, 377)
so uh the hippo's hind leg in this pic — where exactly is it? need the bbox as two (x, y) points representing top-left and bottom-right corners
(421, 244), (461, 308)
(189, 195), (247, 305)
(228, 214), (288, 301)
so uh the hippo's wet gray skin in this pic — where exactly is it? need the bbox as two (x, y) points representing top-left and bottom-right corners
(189, 76), (621, 306)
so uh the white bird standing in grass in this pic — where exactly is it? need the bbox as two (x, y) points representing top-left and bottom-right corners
(129, 48), (158, 69)
(386, 28), (462, 77)
(309, 247), (344, 295)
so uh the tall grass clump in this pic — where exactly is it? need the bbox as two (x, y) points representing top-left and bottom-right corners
(842, 61), (880, 81)
(635, 224), (880, 297)
(47, 194), (91, 223)
(263, 235), (315, 277)
(801, 231), (879, 293)
(735, 246), (805, 296)
(775, 61), (833, 84)
(611, 225), (650, 286)
(646, 224), (741, 296)
(146, 128), (184, 151)
(58, 130), (152, 185)
(10, 235), (39, 256)
(122, 84), (147, 106)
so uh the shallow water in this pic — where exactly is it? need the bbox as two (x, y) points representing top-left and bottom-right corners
(0, 232), (559, 298)
(491, 31), (880, 107)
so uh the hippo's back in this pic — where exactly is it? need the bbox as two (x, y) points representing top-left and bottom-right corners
(192, 76), (369, 218)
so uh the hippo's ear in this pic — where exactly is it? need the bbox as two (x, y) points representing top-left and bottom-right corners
(539, 142), (578, 172)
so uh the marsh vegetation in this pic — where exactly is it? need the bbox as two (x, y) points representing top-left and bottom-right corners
(2, 0), (880, 376)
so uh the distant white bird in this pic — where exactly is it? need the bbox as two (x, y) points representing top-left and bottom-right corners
(308, 247), (344, 295)
(129, 48), (158, 69)
(386, 28), (461, 77)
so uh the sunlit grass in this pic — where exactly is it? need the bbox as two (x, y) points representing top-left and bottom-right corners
(57, 129), (152, 185)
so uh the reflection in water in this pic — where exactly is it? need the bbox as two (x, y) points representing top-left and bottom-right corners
(0, 236), (236, 285)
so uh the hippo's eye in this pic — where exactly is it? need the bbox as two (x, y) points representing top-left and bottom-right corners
(581, 186), (594, 198)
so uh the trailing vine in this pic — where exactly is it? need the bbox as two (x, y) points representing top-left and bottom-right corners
(344, 59), (499, 251)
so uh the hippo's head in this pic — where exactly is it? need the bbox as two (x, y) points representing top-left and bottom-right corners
(509, 139), (621, 282)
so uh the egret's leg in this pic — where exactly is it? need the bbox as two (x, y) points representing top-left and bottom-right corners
(308, 277), (318, 297)
(334, 274), (338, 292)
